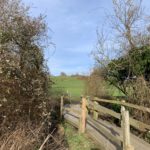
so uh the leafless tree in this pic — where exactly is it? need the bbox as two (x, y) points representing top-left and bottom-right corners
(92, 0), (150, 124)
(111, 0), (144, 48)
(94, 0), (148, 80)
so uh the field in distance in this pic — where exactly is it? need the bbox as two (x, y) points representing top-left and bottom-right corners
(51, 76), (86, 101)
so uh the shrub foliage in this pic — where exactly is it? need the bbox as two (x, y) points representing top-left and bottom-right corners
(0, 0), (51, 129)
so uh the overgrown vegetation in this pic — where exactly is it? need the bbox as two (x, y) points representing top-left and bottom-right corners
(90, 0), (150, 125)
(0, 0), (51, 124)
(85, 67), (124, 99)
(107, 46), (150, 103)
(0, 123), (65, 150)
(0, 0), (63, 149)
(1, 0), (150, 149)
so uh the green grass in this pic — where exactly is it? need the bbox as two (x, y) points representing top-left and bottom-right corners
(50, 76), (125, 101)
(51, 76), (85, 101)
(64, 123), (101, 150)
(107, 85), (125, 97)
(102, 81), (125, 97)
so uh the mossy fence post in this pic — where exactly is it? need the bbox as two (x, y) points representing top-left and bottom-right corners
(79, 97), (87, 134)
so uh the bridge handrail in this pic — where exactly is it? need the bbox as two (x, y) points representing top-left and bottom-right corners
(92, 97), (150, 113)
(87, 100), (150, 132)
(61, 96), (150, 150)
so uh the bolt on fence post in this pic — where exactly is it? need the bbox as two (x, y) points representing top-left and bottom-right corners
(60, 96), (64, 120)
(93, 101), (98, 120)
(79, 96), (87, 134)
(122, 110), (134, 150)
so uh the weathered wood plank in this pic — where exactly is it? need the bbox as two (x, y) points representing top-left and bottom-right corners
(88, 101), (121, 119)
(129, 117), (150, 131)
(65, 118), (79, 128)
(87, 116), (122, 147)
(88, 101), (150, 132)
(64, 104), (150, 150)
(93, 97), (150, 113)
(64, 107), (80, 115)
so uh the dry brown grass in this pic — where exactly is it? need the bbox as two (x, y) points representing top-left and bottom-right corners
(85, 73), (109, 99)
(0, 129), (36, 150)
(0, 123), (66, 150)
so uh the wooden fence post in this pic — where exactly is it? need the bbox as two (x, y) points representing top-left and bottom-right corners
(60, 96), (64, 119)
(93, 101), (98, 120)
(121, 100), (125, 128)
(79, 97), (87, 134)
(121, 100), (125, 112)
(122, 110), (134, 150)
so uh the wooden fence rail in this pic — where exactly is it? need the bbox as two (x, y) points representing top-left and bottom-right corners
(88, 101), (150, 132)
(93, 97), (150, 113)
(61, 96), (150, 150)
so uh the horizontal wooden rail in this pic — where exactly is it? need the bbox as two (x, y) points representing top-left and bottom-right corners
(93, 97), (150, 113)
(88, 101), (150, 132)
(65, 118), (79, 128)
(88, 101), (120, 119)
(61, 96), (150, 150)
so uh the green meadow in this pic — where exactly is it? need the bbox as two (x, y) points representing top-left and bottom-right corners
(51, 76), (86, 100)
(50, 76), (124, 101)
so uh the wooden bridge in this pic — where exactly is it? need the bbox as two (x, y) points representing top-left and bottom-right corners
(60, 96), (150, 150)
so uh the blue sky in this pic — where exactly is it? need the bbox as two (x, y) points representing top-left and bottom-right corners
(23, 0), (150, 76)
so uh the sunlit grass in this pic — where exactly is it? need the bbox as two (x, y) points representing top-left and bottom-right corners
(51, 76), (85, 101)
(64, 123), (100, 150)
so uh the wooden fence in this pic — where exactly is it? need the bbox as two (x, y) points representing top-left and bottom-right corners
(60, 96), (150, 150)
